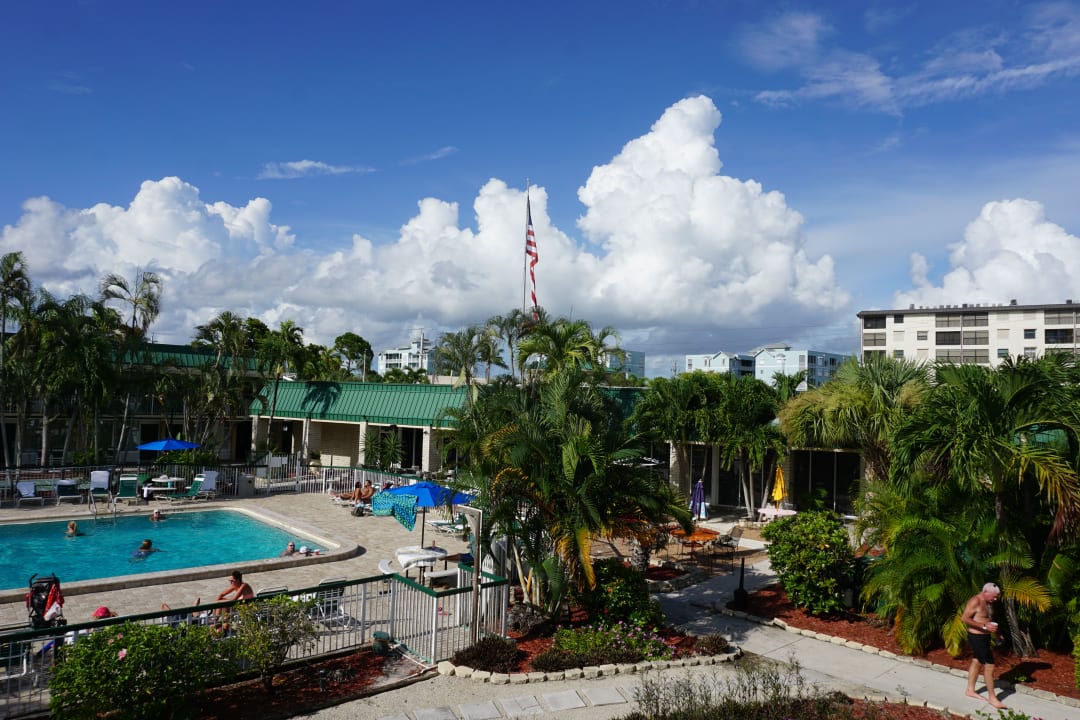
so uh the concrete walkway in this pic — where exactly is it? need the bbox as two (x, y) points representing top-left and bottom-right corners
(312, 527), (1078, 720)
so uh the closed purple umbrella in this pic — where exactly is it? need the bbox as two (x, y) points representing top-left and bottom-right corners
(690, 480), (706, 522)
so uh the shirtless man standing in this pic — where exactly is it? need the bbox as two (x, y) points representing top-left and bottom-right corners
(962, 582), (1005, 708)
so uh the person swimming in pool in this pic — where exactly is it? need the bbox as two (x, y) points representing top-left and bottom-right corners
(150, 508), (164, 521)
(132, 538), (161, 560)
(65, 520), (81, 537)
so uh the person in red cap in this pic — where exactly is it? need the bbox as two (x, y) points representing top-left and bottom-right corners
(92, 606), (117, 620)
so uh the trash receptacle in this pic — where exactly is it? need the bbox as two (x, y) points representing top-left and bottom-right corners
(372, 631), (391, 656)
(236, 474), (256, 499)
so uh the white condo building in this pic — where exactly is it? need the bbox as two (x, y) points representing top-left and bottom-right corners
(377, 338), (435, 375)
(857, 299), (1080, 366)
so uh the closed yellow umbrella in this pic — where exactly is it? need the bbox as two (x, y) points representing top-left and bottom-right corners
(771, 466), (786, 509)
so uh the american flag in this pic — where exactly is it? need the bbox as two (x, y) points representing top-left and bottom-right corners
(525, 195), (539, 319)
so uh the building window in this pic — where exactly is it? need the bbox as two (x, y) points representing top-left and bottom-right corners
(938, 349), (990, 364)
(893, 349), (904, 359)
(936, 331), (961, 345)
(863, 332), (886, 347)
(893, 314), (904, 324)
(862, 350), (885, 361)
(997, 348), (1009, 358)
(962, 330), (989, 345)
(892, 330), (904, 343)
(1044, 310), (1079, 324)
(863, 316), (886, 329)
(1024, 329), (1036, 339)
(917, 330), (928, 342)
(1045, 328), (1074, 344)
(1024, 347), (1037, 359)
(962, 313), (988, 327)
(936, 315), (961, 328)
(996, 328), (1010, 340)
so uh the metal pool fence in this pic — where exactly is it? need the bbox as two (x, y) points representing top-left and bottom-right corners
(0, 566), (508, 719)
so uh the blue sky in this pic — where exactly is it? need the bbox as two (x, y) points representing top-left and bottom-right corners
(2, 1), (1079, 376)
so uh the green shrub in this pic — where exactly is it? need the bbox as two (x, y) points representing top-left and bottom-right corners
(552, 621), (672, 661)
(50, 621), (240, 719)
(762, 511), (854, 616)
(451, 636), (522, 673)
(1074, 629), (1080, 692)
(575, 558), (663, 626)
(693, 633), (730, 655)
(232, 595), (319, 691)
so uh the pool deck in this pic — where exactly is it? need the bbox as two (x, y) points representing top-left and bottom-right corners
(0, 493), (471, 627)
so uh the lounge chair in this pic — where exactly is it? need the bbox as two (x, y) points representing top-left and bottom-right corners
(162, 478), (203, 503)
(55, 480), (82, 506)
(308, 577), (357, 629)
(88, 471), (110, 504)
(15, 482), (45, 507)
(713, 526), (743, 571)
(194, 471), (218, 501)
(115, 475), (140, 504)
(255, 586), (289, 598)
(426, 515), (469, 537)
(0, 640), (31, 683)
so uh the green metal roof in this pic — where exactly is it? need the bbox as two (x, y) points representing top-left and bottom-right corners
(127, 343), (257, 372)
(249, 382), (467, 428)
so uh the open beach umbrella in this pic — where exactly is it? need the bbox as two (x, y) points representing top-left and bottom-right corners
(383, 481), (475, 546)
(690, 479), (706, 521)
(137, 438), (200, 452)
(771, 466), (786, 509)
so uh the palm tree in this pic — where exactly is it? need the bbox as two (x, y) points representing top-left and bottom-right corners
(256, 320), (305, 454)
(487, 310), (526, 381)
(332, 332), (373, 380)
(772, 370), (807, 405)
(780, 355), (928, 483)
(0, 252), (30, 485)
(516, 317), (598, 380)
(628, 373), (709, 495)
(891, 357), (1080, 656)
(432, 326), (484, 386)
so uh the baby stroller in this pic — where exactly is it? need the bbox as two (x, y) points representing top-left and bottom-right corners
(26, 574), (65, 628)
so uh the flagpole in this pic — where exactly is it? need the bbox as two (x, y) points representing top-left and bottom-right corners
(522, 180), (529, 316)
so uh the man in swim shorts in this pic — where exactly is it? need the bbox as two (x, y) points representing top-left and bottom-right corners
(962, 582), (1005, 709)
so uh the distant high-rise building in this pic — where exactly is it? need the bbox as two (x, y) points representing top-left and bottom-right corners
(752, 344), (847, 390)
(377, 337), (434, 375)
(684, 351), (755, 377)
(602, 349), (645, 379)
(857, 299), (1080, 367)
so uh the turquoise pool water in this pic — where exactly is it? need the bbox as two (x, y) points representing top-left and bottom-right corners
(0, 510), (306, 591)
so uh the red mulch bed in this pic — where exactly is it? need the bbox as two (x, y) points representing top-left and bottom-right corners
(744, 583), (1079, 702)
(193, 651), (407, 720)
(644, 565), (686, 581)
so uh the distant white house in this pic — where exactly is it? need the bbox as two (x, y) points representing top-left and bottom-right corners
(752, 344), (847, 390)
(377, 337), (435, 375)
(684, 351), (755, 377)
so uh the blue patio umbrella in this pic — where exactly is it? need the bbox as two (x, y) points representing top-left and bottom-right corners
(383, 481), (475, 546)
(690, 479), (706, 522)
(137, 438), (200, 452)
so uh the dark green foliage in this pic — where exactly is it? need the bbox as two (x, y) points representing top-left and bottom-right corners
(451, 636), (522, 674)
(762, 511), (854, 616)
(693, 633), (730, 655)
(575, 558), (663, 626)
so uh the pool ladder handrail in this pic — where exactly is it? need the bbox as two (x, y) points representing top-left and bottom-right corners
(86, 489), (118, 521)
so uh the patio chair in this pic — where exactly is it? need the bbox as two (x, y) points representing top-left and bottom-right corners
(308, 578), (357, 629)
(55, 480), (82, 506)
(0, 639), (31, 683)
(88, 471), (110, 504)
(255, 586), (289, 599)
(194, 471), (218, 500)
(162, 478), (203, 503)
(713, 526), (743, 571)
(15, 482), (45, 507)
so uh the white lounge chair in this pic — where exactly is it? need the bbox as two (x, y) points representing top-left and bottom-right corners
(194, 471), (218, 500)
(88, 471), (110, 504)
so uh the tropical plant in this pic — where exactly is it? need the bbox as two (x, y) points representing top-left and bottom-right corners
(0, 251), (30, 484)
(891, 357), (1080, 656)
(573, 557), (663, 627)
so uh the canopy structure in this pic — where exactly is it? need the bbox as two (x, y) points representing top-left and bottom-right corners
(382, 481), (475, 546)
(137, 438), (200, 452)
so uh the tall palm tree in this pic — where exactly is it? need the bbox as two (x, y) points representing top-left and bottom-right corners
(432, 326), (484, 386)
(487, 310), (526, 381)
(516, 317), (598, 380)
(256, 320), (305, 454)
(100, 269), (163, 462)
(891, 356), (1080, 656)
(0, 252), (30, 485)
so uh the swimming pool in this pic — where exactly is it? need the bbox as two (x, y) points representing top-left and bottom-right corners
(0, 509), (329, 592)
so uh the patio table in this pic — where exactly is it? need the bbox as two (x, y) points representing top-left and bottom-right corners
(395, 545), (448, 574)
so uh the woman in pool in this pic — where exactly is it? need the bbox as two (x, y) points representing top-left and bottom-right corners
(132, 538), (161, 560)
(65, 520), (81, 537)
